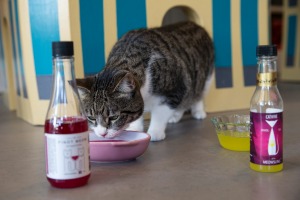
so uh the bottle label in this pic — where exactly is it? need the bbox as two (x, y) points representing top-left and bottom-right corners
(257, 72), (277, 86)
(45, 132), (90, 179)
(250, 112), (283, 165)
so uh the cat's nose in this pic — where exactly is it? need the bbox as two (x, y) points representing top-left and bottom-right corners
(92, 125), (107, 137)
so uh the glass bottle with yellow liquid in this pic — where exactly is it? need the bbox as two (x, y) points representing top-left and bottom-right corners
(250, 45), (283, 172)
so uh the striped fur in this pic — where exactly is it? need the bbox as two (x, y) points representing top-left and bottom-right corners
(76, 21), (214, 141)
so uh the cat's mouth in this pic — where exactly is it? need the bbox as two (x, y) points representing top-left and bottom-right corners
(92, 125), (128, 139)
(103, 129), (124, 138)
(104, 123), (132, 138)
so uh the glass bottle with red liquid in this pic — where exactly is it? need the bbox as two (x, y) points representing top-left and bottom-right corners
(44, 41), (90, 188)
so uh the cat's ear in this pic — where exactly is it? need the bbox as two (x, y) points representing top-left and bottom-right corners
(76, 76), (94, 99)
(114, 73), (136, 93)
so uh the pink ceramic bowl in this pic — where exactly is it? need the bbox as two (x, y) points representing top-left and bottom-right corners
(89, 131), (151, 162)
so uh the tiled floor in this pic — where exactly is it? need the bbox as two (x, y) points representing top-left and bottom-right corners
(0, 82), (300, 200)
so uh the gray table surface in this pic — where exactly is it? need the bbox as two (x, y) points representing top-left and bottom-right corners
(1, 82), (300, 200)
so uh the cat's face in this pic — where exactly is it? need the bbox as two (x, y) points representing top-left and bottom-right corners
(76, 70), (144, 138)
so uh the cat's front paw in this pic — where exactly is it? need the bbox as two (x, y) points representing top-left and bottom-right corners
(147, 128), (166, 141)
(191, 110), (207, 119)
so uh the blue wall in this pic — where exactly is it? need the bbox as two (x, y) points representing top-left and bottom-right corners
(9, 0), (20, 97)
(213, 0), (259, 88)
(14, 0), (27, 98)
(116, 0), (147, 39)
(241, 0), (258, 86)
(80, 0), (105, 76)
(79, 0), (147, 77)
(8, 0), (27, 97)
(213, 0), (232, 88)
(286, 15), (297, 67)
(0, 16), (7, 92)
(10, 0), (261, 101)
(28, 0), (60, 100)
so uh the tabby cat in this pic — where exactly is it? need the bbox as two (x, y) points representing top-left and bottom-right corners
(76, 21), (214, 141)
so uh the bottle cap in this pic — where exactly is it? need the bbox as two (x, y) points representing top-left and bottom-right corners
(256, 45), (277, 57)
(52, 41), (74, 57)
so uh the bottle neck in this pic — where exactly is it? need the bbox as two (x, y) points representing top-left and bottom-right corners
(256, 56), (278, 87)
(47, 56), (81, 118)
(257, 56), (277, 73)
(53, 56), (75, 83)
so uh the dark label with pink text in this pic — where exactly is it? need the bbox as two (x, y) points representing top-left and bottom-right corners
(250, 112), (283, 165)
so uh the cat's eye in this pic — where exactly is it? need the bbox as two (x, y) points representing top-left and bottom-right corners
(87, 116), (97, 124)
(109, 115), (119, 121)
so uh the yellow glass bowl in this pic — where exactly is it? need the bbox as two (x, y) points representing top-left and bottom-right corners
(211, 114), (250, 151)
